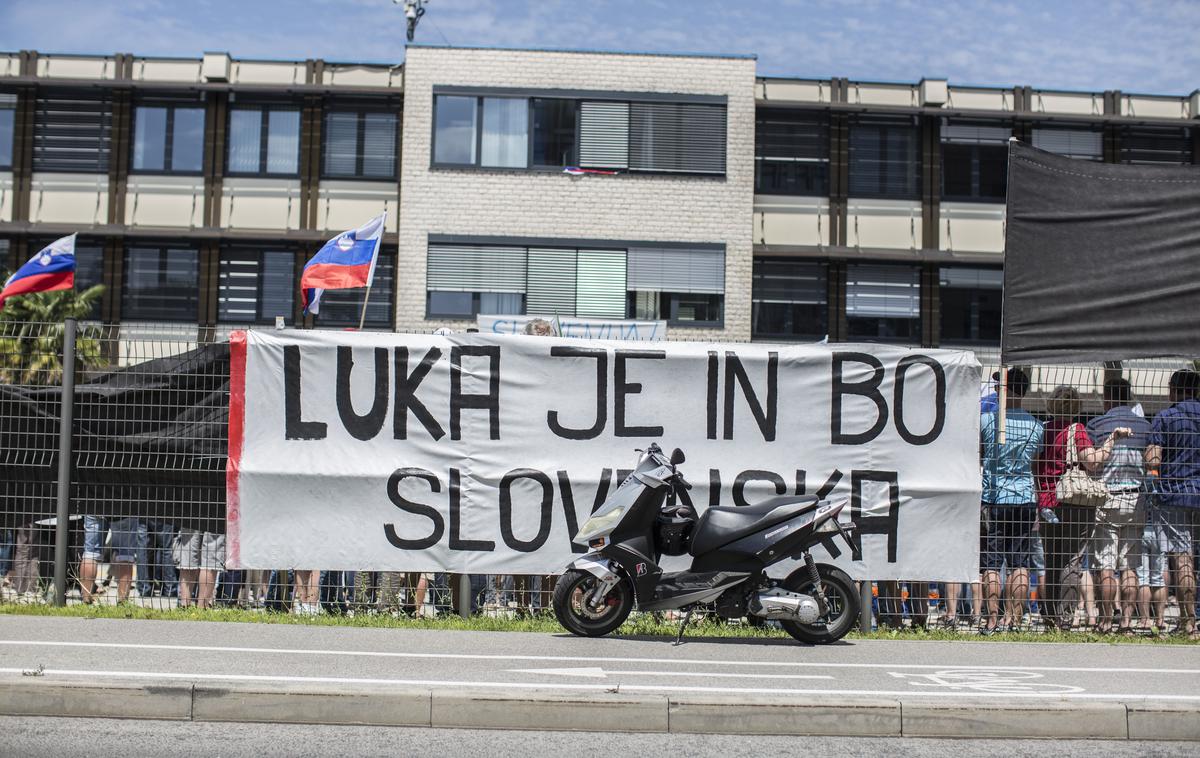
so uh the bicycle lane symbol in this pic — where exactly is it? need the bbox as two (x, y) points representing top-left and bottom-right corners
(888, 669), (1085, 694)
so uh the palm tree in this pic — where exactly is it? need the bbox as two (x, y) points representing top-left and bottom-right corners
(0, 281), (107, 386)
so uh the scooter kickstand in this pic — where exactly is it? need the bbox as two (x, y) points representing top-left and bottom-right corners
(673, 608), (693, 646)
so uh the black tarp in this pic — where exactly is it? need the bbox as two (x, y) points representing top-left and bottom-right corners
(1002, 140), (1200, 364)
(0, 343), (229, 529)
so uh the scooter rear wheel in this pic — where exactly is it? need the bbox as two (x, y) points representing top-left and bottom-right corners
(553, 569), (634, 637)
(779, 564), (859, 644)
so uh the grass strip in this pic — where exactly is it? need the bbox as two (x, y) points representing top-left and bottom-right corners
(3, 603), (1196, 644)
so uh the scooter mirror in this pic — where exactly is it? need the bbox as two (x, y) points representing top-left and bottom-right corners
(670, 448), (686, 466)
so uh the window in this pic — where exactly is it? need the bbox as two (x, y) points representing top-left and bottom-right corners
(433, 95), (477, 165)
(432, 91), (727, 175)
(755, 109), (829, 195)
(849, 116), (919, 198)
(122, 245), (198, 322)
(751, 259), (828, 340)
(217, 248), (295, 324)
(845, 263), (920, 342)
(33, 90), (113, 173)
(227, 106), (301, 175)
(626, 246), (725, 326)
(939, 266), (1002, 344)
(941, 121), (1009, 202)
(1032, 127), (1102, 161)
(323, 109), (398, 179)
(0, 93), (14, 170)
(531, 99), (577, 167)
(317, 250), (396, 328)
(1120, 126), (1193, 165)
(132, 100), (205, 173)
(426, 241), (722, 324)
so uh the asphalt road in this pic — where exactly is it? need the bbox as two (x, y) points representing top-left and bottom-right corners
(1, 716), (1195, 758)
(1, 616), (1198, 703)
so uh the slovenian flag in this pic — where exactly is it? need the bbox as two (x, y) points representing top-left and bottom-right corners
(300, 212), (386, 316)
(0, 233), (77, 311)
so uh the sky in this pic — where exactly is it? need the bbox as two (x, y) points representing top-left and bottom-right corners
(2, 0), (1198, 94)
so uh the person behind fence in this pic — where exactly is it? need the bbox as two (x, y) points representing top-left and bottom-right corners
(79, 516), (140, 604)
(1033, 385), (1128, 631)
(1086, 379), (1143, 635)
(979, 367), (1043, 634)
(172, 527), (225, 609)
(1144, 369), (1200, 639)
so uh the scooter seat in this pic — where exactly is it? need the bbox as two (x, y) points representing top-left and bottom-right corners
(688, 495), (820, 556)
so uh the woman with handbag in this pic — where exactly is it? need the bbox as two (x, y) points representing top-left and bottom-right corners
(1034, 385), (1130, 631)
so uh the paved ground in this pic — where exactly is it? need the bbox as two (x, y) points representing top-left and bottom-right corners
(1, 716), (1196, 758)
(2, 615), (1198, 702)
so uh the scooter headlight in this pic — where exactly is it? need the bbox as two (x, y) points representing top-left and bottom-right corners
(576, 507), (625, 540)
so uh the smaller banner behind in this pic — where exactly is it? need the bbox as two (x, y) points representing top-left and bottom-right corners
(230, 331), (982, 581)
(1003, 141), (1200, 364)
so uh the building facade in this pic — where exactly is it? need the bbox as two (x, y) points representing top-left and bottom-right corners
(0, 46), (1197, 347)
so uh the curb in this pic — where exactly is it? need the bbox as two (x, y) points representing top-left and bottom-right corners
(1, 678), (1199, 740)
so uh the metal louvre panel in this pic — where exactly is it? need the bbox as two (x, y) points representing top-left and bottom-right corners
(848, 116), (919, 197)
(845, 263), (920, 318)
(1032, 128), (1102, 160)
(941, 123), (1010, 145)
(427, 244), (527, 293)
(756, 108), (828, 161)
(575, 249), (627, 318)
(627, 247), (725, 294)
(1119, 126), (1192, 166)
(217, 250), (261, 323)
(579, 101), (629, 169)
(0, 93), (16, 106)
(526, 248), (577, 316)
(33, 91), (113, 173)
(630, 102), (726, 174)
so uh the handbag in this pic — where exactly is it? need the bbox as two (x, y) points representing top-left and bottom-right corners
(1055, 423), (1110, 508)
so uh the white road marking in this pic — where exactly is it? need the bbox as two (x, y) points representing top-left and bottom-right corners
(1, 640), (1195, 676)
(2, 667), (1199, 701)
(507, 667), (834, 680)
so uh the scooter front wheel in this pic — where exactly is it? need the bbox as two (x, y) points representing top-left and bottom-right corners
(552, 569), (634, 637)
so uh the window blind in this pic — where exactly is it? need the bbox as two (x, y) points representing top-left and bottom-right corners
(361, 112), (397, 177)
(575, 249), (627, 318)
(752, 259), (827, 304)
(33, 90), (113, 173)
(848, 116), (919, 198)
(1119, 126), (1192, 166)
(526, 248), (577, 316)
(939, 266), (1003, 290)
(426, 244), (527, 293)
(1032, 128), (1102, 160)
(579, 101), (629, 169)
(629, 102), (726, 174)
(323, 112), (359, 176)
(941, 123), (1011, 145)
(845, 264), (920, 318)
(627, 246), (725, 294)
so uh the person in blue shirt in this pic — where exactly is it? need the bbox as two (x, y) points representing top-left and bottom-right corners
(1145, 369), (1200, 639)
(979, 367), (1045, 633)
(1085, 379), (1143, 634)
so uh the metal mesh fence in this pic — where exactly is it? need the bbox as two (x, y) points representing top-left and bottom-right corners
(2, 320), (1197, 637)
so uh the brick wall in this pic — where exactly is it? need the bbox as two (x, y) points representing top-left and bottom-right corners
(397, 46), (757, 340)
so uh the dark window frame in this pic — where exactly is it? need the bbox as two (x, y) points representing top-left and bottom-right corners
(32, 88), (114, 174)
(426, 290), (528, 320)
(321, 106), (400, 180)
(130, 100), (206, 176)
(225, 105), (302, 178)
(120, 243), (200, 323)
(216, 246), (297, 326)
(754, 108), (830, 196)
(626, 290), (724, 328)
(0, 95), (14, 171)
(431, 91), (727, 178)
(847, 115), (920, 200)
(750, 258), (829, 340)
(844, 261), (923, 343)
(938, 264), (1003, 346)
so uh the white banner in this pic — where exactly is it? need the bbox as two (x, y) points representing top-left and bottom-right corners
(476, 315), (668, 341)
(228, 331), (982, 581)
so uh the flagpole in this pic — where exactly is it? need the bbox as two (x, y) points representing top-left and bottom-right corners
(357, 279), (374, 331)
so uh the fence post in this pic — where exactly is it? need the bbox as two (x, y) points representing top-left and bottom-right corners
(52, 318), (77, 607)
(456, 574), (471, 619)
(859, 580), (872, 633)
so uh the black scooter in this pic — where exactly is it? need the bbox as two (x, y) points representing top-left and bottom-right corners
(553, 443), (860, 644)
